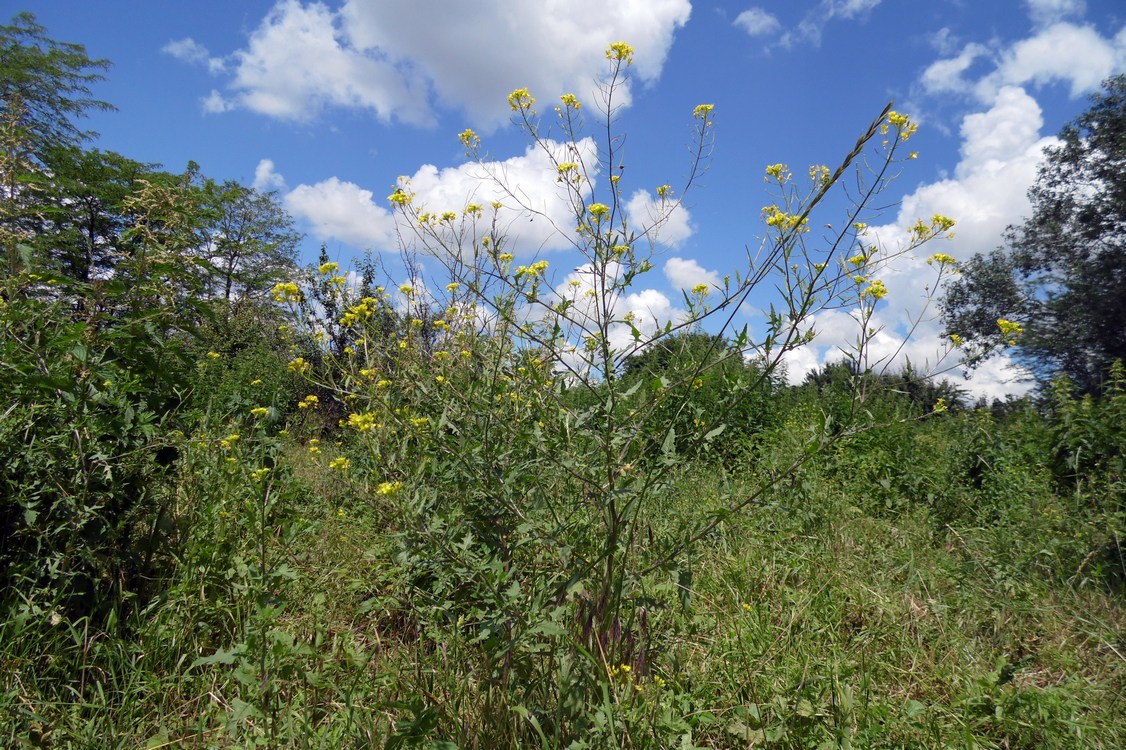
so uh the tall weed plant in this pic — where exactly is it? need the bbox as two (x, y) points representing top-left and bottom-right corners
(273, 44), (958, 745)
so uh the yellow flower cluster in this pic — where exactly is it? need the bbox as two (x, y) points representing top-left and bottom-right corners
(927, 253), (957, 266)
(691, 283), (710, 295)
(765, 163), (789, 181)
(605, 42), (634, 64)
(515, 260), (550, 279)
(376, 481), (402, 496)
(997, 318), (1023, 345)
(250, 467), (270, 482)
(949, 333), (964, 347)
(860, 279), (888, 301)
(762, 205), (808, 232)
(560, 93), (581, 109)
(341, 297), (381, 326)
(308, 438), (320, 455)
(206, 351), (220, 360)
(318, 261), (339, 275)
(884, 110), (919, 140)
(387, 188), (411, 206)
(693, 103), (714, 120)
(329, 457), (350, 471)
(298, 394), (319, 409)
(809, 164), (831, 185)
(347, 412), (377, 432)
(458, 128), (479, 149)
(288, 357), (311, 375)
(250, 407), (270, 418)
(588, 203), (610, 220)
(219, 433), (239, 450)
(376, 379), (393, 389)
(911, 214), (957, 240)
(271, 282), (302, 303)
(656, 184), (672, 198)
(507, 87), (535, 112)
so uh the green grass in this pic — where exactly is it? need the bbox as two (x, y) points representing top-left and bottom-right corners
(2, 417), (1124, 749)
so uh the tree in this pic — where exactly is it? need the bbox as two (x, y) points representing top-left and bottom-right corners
(196, 179), (301, 303)
(942, 75), (1126, 393)
(2, 12), (114, 275)
(0, 12), (112, 157)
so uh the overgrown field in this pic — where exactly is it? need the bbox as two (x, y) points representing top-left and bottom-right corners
(3, 18), (1125, 748)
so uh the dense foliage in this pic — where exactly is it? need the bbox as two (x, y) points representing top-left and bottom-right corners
(2, 15), (1123, 750)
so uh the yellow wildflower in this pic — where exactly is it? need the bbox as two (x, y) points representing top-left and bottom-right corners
(605, 42), (634, 64)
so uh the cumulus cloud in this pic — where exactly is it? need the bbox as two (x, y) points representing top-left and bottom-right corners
(204, 0), (430, 123)
(284, 176), (398, 249)
(624, 190), (693, 247)
(982, 22), (1124, 98)
(187, 0), (691, 128)
(733, 8), (780, 37)
(664, 257), (721, 291)
(162, 37), (227, 73)
(924, 20), (1126, 103)
(920, 43), (989, 96)
(252, 158), (287, 192)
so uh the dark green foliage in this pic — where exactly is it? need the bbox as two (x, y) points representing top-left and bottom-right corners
(621, 331), (781, 459)
(943, 75), (1126, 393)
(0, 269), (196, 618)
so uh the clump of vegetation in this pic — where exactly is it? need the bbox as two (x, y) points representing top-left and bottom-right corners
(2, 13), (1123, 749)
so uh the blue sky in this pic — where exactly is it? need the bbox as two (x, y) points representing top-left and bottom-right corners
(22, 0), (1126, 398)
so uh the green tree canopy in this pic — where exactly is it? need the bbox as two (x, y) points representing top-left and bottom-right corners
(942, 74), (1126, 393)
(0, 12), (112, 157)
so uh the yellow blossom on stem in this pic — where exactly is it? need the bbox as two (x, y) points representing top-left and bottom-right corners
(507, 87), (535, 112)
(693, 103), (714, 120)
(560, 93), (581, 109)
(250, 407), (270, 418)
(588, 203), (610, 220)
(318, 261), (339, 275)
(376, 481), (402, 496)
(329, 457), (350, 471)
(458, 128), (479, 149)
(605, 42), (634, 64)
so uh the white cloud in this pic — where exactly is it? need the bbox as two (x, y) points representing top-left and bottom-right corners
(624, 190), (693, 247)
(1025, 0), (1086, 27)
(162, 37), (227, 74)
(202, 89), (234, 114)
(920, 43), (989, 95)
(277, 138), (605, 255)
(981, 22), (1124, 99)
(218, 0), (430, 123)
(664, 256), (721, 291)
(733, 8), (780, 37)
(253, 158), (286, 192)
(195, 0), (691, 129)
(780, 0), (883, 48)
(407, 138), (600, 254)
(284, 176), (398, 249)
